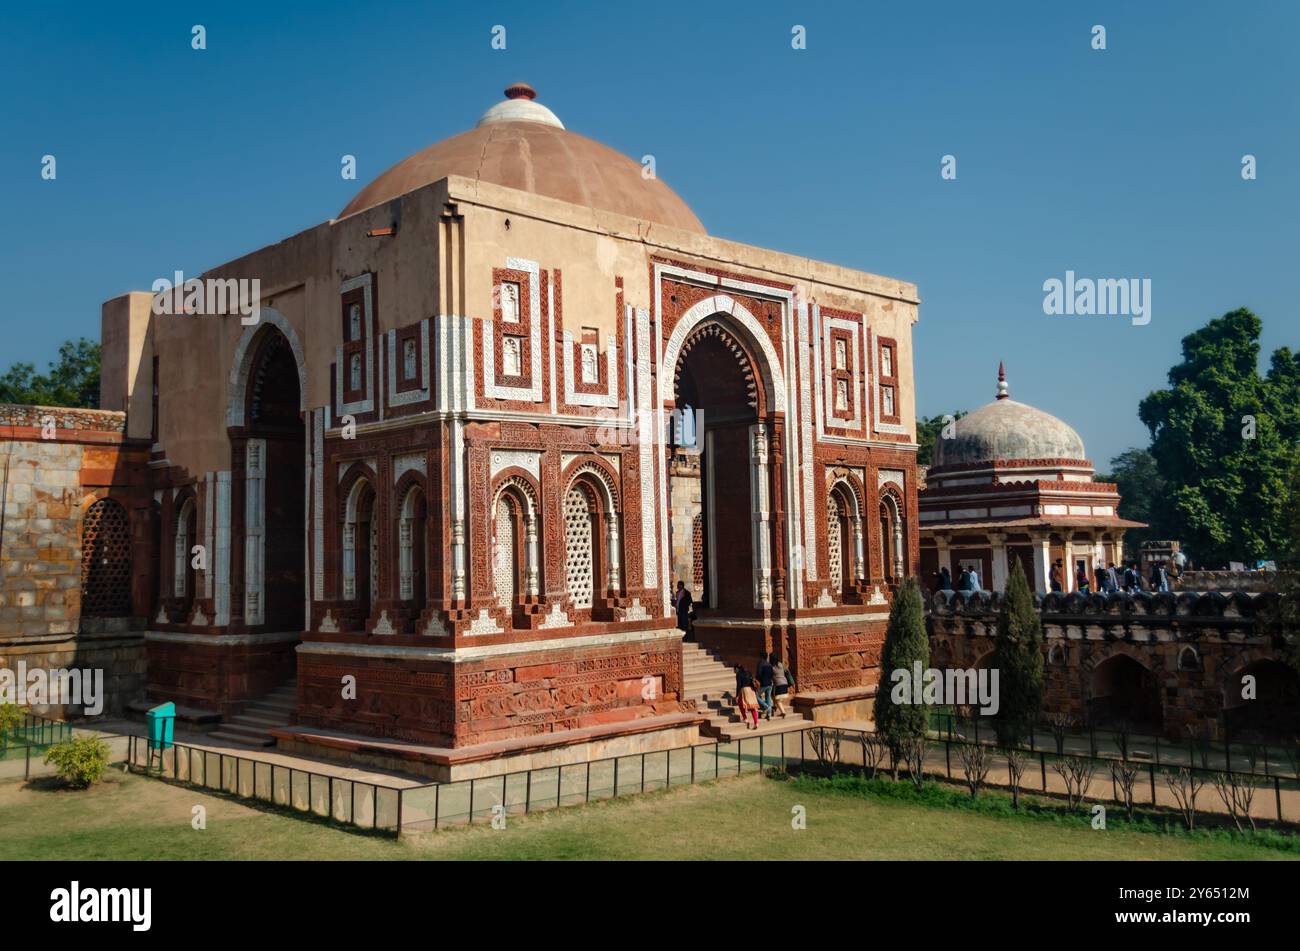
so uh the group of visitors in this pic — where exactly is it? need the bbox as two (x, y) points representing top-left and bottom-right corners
(733, 653), (793, 729)
(675, 580), (796, 729)
(1050, 558), (1171, 593)
(933, 565), (982, 593)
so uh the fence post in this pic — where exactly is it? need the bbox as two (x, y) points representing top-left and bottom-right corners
(525, 769), (532, 813)
(613, 757), (619, 797)
(1040, 751), (1046, 792)
(586, 761), (592, 802)
(641, 752), (646, 793)
(759, 735), (765, 772)
(26, 741), (31, 780)
(690, 744), (696, 784)
(469, 778), (475, 825)
(1149, 764), (1156, 805)
(1276, 776), (1283, 822)
(945, 740), (951, 779)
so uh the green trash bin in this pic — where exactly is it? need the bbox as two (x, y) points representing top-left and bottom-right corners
(146, 702), (175, 753)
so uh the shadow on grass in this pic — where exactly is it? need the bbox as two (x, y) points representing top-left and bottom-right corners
(126, 769), (400, 841)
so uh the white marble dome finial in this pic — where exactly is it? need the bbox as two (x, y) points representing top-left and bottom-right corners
(477, 82), (565, 129)
(996, 360), (1009, 400)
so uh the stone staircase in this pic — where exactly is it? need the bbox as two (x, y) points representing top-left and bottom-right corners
(681, 643), (810, 742)
(208, 679), (296, 748)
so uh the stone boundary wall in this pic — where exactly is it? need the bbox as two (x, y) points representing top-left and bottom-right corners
(1177, 569), (1293, 593)
(0, 403), (127, 434)
(926, 589), (1292, 740)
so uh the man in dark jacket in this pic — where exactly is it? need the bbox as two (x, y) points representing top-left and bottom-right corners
(673, 580), (694, 641)
(756, 655), (775, 720)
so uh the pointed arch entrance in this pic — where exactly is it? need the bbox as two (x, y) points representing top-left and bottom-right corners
(231, 320), (306, 631)
(666, 311), (783, 617)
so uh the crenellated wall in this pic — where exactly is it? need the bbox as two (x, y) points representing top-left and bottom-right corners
(927, 588), (1297, 740)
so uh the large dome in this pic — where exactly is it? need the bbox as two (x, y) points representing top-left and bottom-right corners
(338, 83), (705, 232)
(932, 364), (1087, 468)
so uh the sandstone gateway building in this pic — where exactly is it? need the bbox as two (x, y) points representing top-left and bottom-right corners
(5, 85), (921, 776)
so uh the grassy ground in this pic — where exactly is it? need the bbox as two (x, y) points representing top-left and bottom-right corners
(2, 768), (1296, 860)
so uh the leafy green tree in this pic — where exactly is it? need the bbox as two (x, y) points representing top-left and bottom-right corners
(1138, 309), (1299, 567)
(916, 410), (966, 467)
(1285, 466), (1300, 570)
(1096, 448), (1168, 557)
(991, 560), (1044, 748)
(1268, 468), (1300, 673)
(0, 338), (101, 408)
(873, 577), (930, 778)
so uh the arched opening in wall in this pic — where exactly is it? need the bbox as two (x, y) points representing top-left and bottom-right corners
(243, 326), (305, 630)
(343, 478), (378, 612)
(398, 485), (427, 612)
(172, 495), (197, 617)
(1223, 660), (1300, 740)
(81, 498), (132, 618)
(491, 478), (540, 619)
(493, 491), (521, 609)
(1089, 654), (1162, 731)
(827, 482), (859, 599)
(671, 320), (763, 614)
(879, 492), (904, 586)
(564, 482), (599, 612)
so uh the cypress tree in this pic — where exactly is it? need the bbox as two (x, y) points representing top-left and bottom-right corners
(873, 577), (930, 778)
(991, 559), (1044, 748)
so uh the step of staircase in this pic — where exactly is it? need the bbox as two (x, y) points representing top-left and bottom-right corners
(208, 680), (296, 748)
(681, 646), (810, 742)
(208, 726), (276, 748)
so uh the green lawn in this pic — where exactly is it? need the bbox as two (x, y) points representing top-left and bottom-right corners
(0, 769), (1293, 860)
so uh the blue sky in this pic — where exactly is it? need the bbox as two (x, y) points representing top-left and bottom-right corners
(3, 0), (1297, 468)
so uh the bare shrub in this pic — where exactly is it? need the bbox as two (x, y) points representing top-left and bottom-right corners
(957, 743), (991, 798)
(1211, 771), (1258, 833)
(859, 731), (887, 780)
(1005, 748), (1029, 809)
(1052, 756), (1097, 810)
(1165, 767), (1205, 830)
(902, 736), (929, 790)
(809, 727), (841, 775)
(1110, 759), (1141, 820)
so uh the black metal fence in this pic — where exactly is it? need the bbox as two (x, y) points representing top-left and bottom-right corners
(927, 709), (1300, 779)
(396, 735), (805, 833)
(127, 731), (815, 837)
(811, 723), (1300, 825)
(0, 712), (75, 777)
(126, 735), (406, 833)
(126, 719), (1299, 838)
